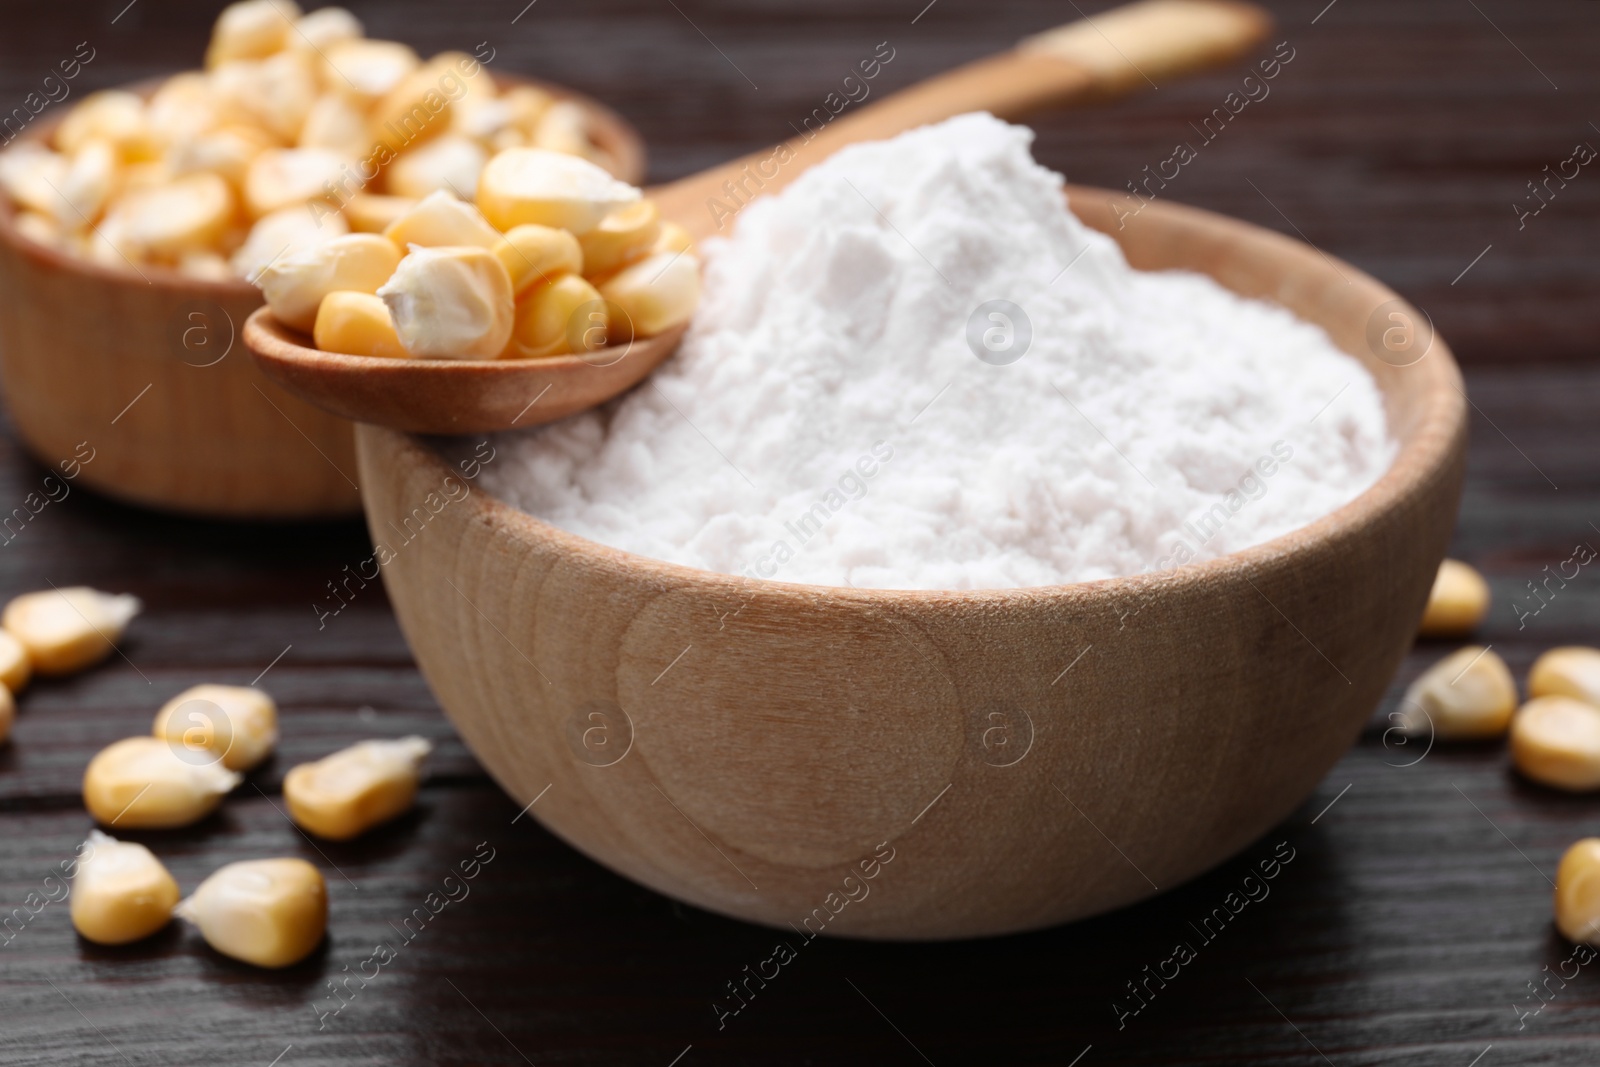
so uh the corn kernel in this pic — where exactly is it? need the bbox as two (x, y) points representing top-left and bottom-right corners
(298, 94), (371, 157)
(378, 245), (514, 359)
(3, 587), (141, 676)
(70, 830), (180, 945)
(13, 210), (62, 248)
(1529, 647), (1600, 707)
(284, 736), (431, 839)
(451, 94), (517, 147)
(56, 90), (154, 161)
(153, 684), (279, 772)
(508, 273), (605, 359)
(99, 173), (234, 261)
(178, 251), (236, 281)
(382, 188), (500, 249)
(1556, 838), (1600, 943)
(1418, 559), (1490, 637)
(0, 145), (69, 218)
(146, 73), (221, 147)
(175, 858), (326, 968)
(57, 139), (120, 225)
(386, 134), (488, 200)
(369, 52), (485, 154)
(313, 290), (408, 358)
(494, 224), (583, 297)
(477, 147), (641, 235)
(231, 203), (348, 281)
(653, 220), (695, 257)
(79, 215), (144, 270)
(1395, 645), (1515, 741)
(259, 233), (401, 332)
(580, 199), (660, 279)
(598, 251), (700, 339)
(290, 6), (362, 54)
(322, 39), (420, 111)
(1512, 696), (1600, 792)
(245, 147), (348, 218)
(0, 629), (31, 693)
(344, 192), (415, 233)
(84, 736), (242, 828)
(206, 0), (300, 68)
(531, 99), (591, 158)
(168, 123), (276, 190)
(212, 52), (319, 145)
(123, 159), (175, 194)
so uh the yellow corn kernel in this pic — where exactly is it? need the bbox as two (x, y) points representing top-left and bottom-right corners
(206, 0), (299, 68)
(3, 587), (141, 676)
(322, 39), (420, 111)
(168, 123), (276, 190)
(508, 273), (605, 359)
(1395, 645), (1515, 740)
(0, 629), (31, 693)
(1417, 559), (1490, 637)
(178, 251), (236, 281)
(259, 233), (401, 332)
(244, 147), (348, 218)
(70, 830), (180, 945)
(494, 224), (582, 297)
(298, 93), (371, 157)
(598, 251), (701, 339)
(79, 216), (144, 270)
(56, 139), (120, 225)
(212, 51), (320, 144)
(284, 736), (431, 839)
(290, 6), (362, 54)
(0, 145), (69, 218)
(1529, 647), (1600, 707)
(1512, 696), (1600, 792)
(314, 290), (408, 358)
(175, 858), (326, 968)
(123, 159), (175, 194)
(369, 52), (485, 154)
(653, 220), (695, 257)
(103, 173), (234, 260)
(146, 73), (221, 147)
(231, 203), (348, 281)
(56, 90), (154, 161)
(477, 147), (641, 235)
(580, 199), (660, 279)
(345, 192), (416, 233)
(378, 245), (514, 359)
(386, 134), (488, 200)
(1557, 838), (1600, 943)
(451, 94), (516, 147)
(382, 188), (500, 249)
(502, 85), (555, 136)
(153, 684), (279, 773)
(83, 736), (242, 828)
(13, 211), (62, 248)
(531, 100), (592, 158)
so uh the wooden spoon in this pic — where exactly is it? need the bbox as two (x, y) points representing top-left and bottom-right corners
(246, 0), (1271, 435)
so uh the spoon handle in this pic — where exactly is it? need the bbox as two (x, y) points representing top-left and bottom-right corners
(654, 0), (1271, 237)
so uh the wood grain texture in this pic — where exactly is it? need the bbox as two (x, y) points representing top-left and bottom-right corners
(0, 0), (1594, 1063)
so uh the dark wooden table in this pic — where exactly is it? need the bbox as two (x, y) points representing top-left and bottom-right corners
(2, 1), (1598, 1063)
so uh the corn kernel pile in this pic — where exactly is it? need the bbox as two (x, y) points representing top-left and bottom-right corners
(0, 0), (623, 288)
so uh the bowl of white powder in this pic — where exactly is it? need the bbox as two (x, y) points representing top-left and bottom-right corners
(353, 114), (1466, 938)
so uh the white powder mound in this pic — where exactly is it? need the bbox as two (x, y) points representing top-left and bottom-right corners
(480, 113), (1394, 590)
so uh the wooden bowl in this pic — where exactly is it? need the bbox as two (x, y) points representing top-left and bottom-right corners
(0, 76), (645, 519)
(355, 186), (1466, 939)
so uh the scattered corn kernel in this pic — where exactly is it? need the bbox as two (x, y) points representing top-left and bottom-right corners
(1556, 838), (1600, 943)
(1529, 647), (1600, 707)
(167, 123), (275, 189)
(477, 147), (640, 234)
(0, 629), (31, 693)
(298, 94), (371, 157)
(369, 52), (482, 154)
(83, 736), (242, 828)
(3, 587), (141, 676)
(56, 140), (120, 225)
(1511, 696), (1600, 792)
(383, 188), (500, 249)
(314, 290), (408, 358)
(321, 38), (420, 110)
(206, 0), (299, 68)
(580, 199), (660, 278)
(232, 204), (348, 281)
(146, 73), (221, 147)
(344, 192), (416, 233)
(291, 6), (362, 53)
(284, 736), (431, 839)
(508, 273), (605, 359)
(494, 224), (582, 297)
(598, 250), (701, 339)
(1418, 559), (1490, 637)
(386, 134), (489, 200)
(212, 52), (319, 144)
(152, 684), (279, 772)
(244, 147), (347, 218)
(175, 858), (326, 968)
(104, 173), (235, 260)
(260, 233), (401, 332)
(1395, 645), (1515, 740)
(56, 90), (153, 161)
(70, 830), (180, 945)
(378, 245), (513, 359)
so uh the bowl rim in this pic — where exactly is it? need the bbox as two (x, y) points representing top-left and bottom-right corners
(391, 184), (1466, 605)
(0, 71), (648, 294)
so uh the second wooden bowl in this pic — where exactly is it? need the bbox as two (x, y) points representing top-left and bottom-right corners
(355, 186), (1466, 939)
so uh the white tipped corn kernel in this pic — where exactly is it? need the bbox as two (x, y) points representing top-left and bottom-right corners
(477, 147), (641, 235)
(1396, 645), (1515, 741)
(0, 629), (31, 693)
(321, 39), (420, 110)
(284, 736), (431, 839)
(168, 123), (276, 189)
(56, 90), (154, 161)
(451, 94), (517, 147)
(1529, 647), (1600, 707)
(386, 134), (488, 200)
(345, 192), (415, 233)
(1418, 559), (1490, 637)
(178, 251), (236, 281)
(153, 684), (279, 773)
(213, 51), (320, 144)
(1512, 696), (1600, 792)
(259, 233), (401, 332)
(653, 220), (695, 257)
(313, 291), (407, 358)
(146, 73), (221, 146)
(57, 140), (120, 224)
(378, 245), (514, 359)
(494, 224), (582, 297)
(3, 587), (141, 676)
(599, 251), (700, 339)
(70, 830), (179, 945)
(244, 147), (348, 218)
(580, 199), (660, 279)
(290, 6), (362, 53)
(175, 858), (326, 968)
(231, 204), (348, 281)
(369, 52), (485, 154)
(12, 210), (62, 248)
(101, 173), (234, 260)
(1557, 839), (1600, 943)
(502, 85), (555, 135)
(532, 100), (592, 158)
(508, 273), (605, 359)
(83, 736), (242, 828)
(206, 0), (299, 68)
(298, 93), (371, 157)
(382, 188), (500, 249)
(0, 146), (69, 218)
